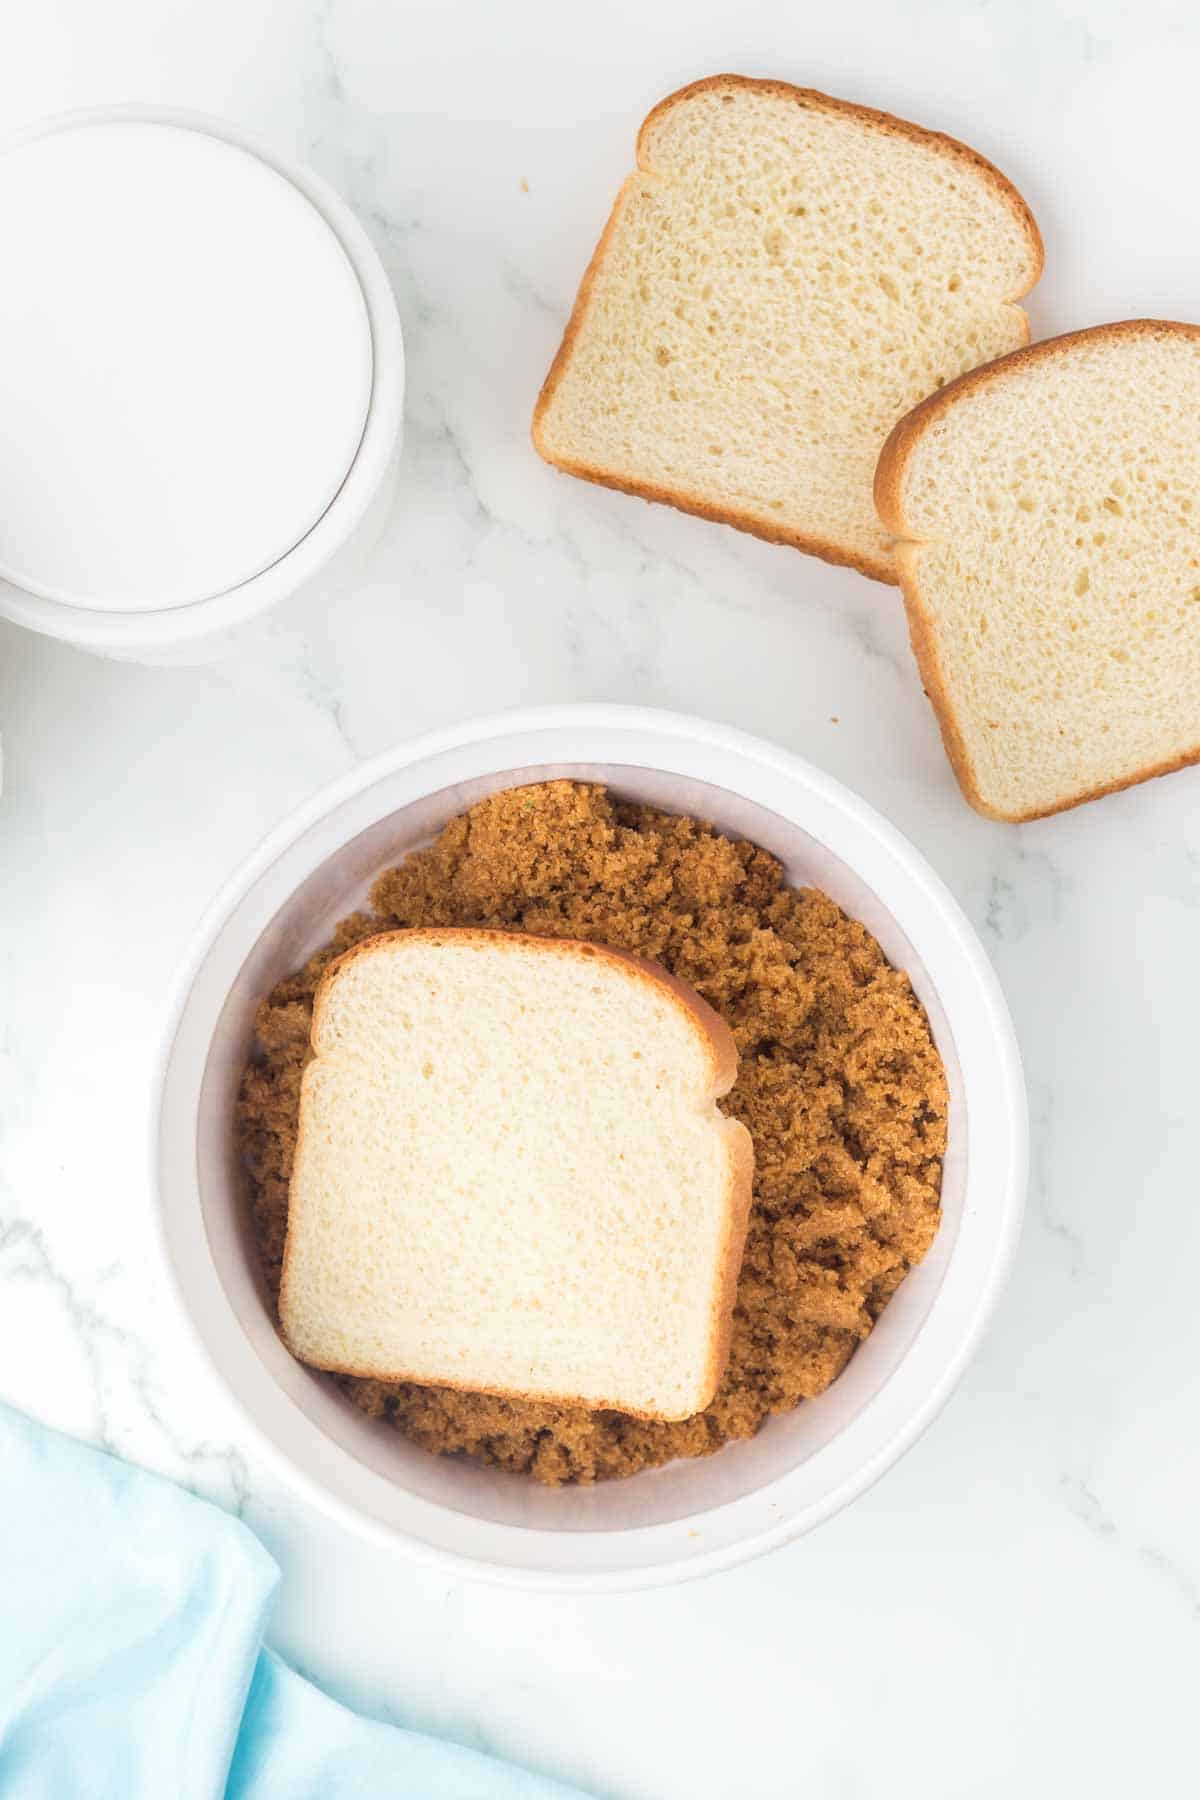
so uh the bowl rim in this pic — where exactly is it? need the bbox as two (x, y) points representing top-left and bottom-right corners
(0, 103), (404, 651)
(151, 704), (1028, 1590)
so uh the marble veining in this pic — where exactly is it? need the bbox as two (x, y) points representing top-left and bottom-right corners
(2, 2), (1199, 1795)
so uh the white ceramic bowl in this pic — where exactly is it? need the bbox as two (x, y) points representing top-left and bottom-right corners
(0, 106), (404, 663)
(154, 706), (1027, 1590)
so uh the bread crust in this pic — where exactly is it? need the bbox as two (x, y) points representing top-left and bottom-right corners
(532, 71), (1043, 586)
(280, 925), (755, 1421)
(876, 318), (1200, 821)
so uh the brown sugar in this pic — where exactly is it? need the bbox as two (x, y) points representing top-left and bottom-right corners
(237, 780), (947, 1486)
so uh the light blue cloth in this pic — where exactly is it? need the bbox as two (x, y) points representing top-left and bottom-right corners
(0, 1402), (588, 1799)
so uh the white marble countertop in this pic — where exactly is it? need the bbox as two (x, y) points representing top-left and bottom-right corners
(3, 2), (1199, 1793)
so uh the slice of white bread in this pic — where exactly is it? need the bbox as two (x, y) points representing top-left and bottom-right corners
(279, 927), (754, 1421)
(533, 73), (1042, 582)
(875, 320), (1200, 820)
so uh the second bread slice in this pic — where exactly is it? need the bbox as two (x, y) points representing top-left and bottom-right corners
(279, 927), (754, 1421)
(875, 320), (1200, 819)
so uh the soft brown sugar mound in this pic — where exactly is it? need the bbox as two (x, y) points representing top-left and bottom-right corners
(237, 781), (947, 1486)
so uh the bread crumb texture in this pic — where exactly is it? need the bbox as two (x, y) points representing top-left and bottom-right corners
(535, 75), (1039, 579)
(280, 929), (749, 1419)
(887, 322), (1200, 818)
(238, 782), (947, 1485)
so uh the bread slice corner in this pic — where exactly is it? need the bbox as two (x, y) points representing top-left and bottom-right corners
(533, 72), (1042, 582)
(278, 926), (754, 1422)
(876, 318), (1200, 821)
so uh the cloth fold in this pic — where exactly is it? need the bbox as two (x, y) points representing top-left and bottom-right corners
(0, 1402), (587, 1799)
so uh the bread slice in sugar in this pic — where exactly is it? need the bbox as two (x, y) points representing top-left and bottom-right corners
(875, 319), (1200, 820)
(279, 927), (754, 1421)
(533, 73), (1042, 583)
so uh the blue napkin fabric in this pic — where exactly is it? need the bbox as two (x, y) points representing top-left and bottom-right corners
(0, 1401), (589, 1799)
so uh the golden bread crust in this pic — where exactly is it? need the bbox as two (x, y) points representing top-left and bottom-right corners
(533, 72), (1043, 585)
(280, 925), (754, 1420)
(876, 319), (1200, 821)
